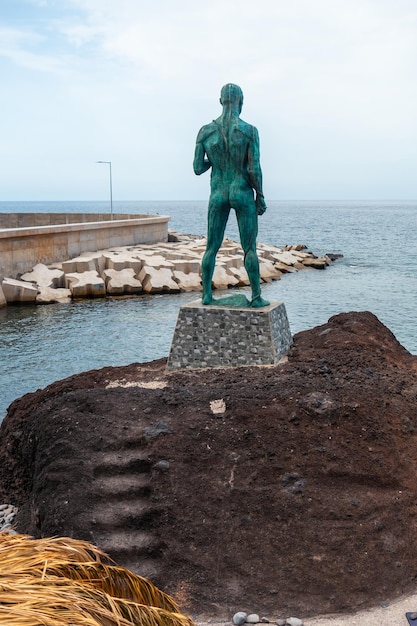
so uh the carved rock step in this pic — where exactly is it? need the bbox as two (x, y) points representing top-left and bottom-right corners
(93, 473), (151, 499)
(93, 530), (163, 560)
(91, 450), (152, 476)
(90, 499), (157, 528)
(117, 557), (160, 580)
(89, 431), (150, 452)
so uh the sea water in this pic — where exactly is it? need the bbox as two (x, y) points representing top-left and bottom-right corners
(0, 200), (416, 421)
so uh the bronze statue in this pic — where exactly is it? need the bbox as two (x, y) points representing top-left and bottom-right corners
(193, 83), (269, 307)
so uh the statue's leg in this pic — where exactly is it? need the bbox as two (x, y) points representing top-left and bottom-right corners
(236, 202), (269, 308)
(202, 199), (229, 304)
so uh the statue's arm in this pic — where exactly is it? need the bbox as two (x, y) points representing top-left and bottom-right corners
(247, 128), (267, 215)
(193, 127), (212, 176)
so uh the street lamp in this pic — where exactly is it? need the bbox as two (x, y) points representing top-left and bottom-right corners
(96, 161), (113, 219)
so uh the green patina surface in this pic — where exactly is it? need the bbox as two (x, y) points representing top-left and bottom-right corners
(193, 83), (269, 308)
(204, 293), (251, 308)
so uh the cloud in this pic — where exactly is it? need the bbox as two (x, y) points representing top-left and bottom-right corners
(56, 0), (417, 132)
(0, 27), (65, 73)
(1, 0), (417, 199)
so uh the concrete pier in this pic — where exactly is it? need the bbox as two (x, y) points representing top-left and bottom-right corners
(0, 214), (169, 282)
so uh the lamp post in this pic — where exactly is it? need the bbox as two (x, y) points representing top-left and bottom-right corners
(96, 161), (113, 219)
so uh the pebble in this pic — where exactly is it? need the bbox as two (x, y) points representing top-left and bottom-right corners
(231, 613), (303, 626)
(153, 460), (170, 473)
(0, 503), (18, 533)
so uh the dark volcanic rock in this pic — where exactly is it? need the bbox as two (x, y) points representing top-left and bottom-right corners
(1, 311), (417, 618)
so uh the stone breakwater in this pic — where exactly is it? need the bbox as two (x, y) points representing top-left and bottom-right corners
(0, 232), (336, 305)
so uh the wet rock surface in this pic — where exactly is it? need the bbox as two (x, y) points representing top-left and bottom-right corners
(1, 311), (417, 620)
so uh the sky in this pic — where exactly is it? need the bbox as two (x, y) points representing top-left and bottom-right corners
(1, 0), (417, 201)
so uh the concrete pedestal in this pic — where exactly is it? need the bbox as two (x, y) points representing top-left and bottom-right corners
(167, 299), (292, 370)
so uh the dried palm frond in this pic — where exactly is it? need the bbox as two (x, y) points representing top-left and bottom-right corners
(43, 561), (180, 611)
(0, 532), (195, 626)
(0, 578), (134, 626)
(0, 532), (110, 566)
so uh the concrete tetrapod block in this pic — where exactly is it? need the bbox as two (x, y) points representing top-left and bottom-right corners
(102, 268), (143, 294)
(62, 257), (98, 274)
(0, 283), (6, 307)
(105, 255), (143, 274)
(273, 261), (298, 273)
(100, 251), (117, 263)
(184, 245), (206, 259)
(175, 249), (204, 261)
(160, 247), (199, 261)
(169, 258), (201, 274)
(219, 243), (240, 255)
(287, 250), (311, 260)
(21, 263), (65, 288)
(134, 254), (174, 269)
(270, 251), (300, 266)
(302, 256), (329, 269)
(258, 242), (285, 257)
(259, 258), (283, 282)
(227, 266), (250, 286)
(2, 278), (39, 303)
(62, 253), (107, 274)
(77, 252), (107, 275)
(222, 254), (244, 269)
(36, 286), (72, 304)
(138, 266), (179, 293)
(172, 270), (202, 292)
(212, 264), (240, 290)
(65, 271), (106, 297)
(218, 255), (240, 270)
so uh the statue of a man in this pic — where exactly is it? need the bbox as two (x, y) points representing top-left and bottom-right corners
(193, 83), (269, 308)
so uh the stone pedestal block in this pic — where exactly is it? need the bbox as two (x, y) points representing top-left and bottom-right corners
(167, 299), (292, 370)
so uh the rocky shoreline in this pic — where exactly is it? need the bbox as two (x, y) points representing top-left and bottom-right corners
(1, 311), (417, 626)
(0, 232), (337, 305)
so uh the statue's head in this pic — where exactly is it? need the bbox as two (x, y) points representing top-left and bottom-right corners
(220, 83), (243, 111)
